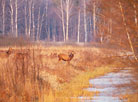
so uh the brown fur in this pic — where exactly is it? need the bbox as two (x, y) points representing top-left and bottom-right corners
(0, 48), (12, 58)
(58, 51), (75, 63)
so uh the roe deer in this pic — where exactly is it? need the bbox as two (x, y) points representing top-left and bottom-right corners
(58, 51), (75, 64)
(0, 47), (12, 58)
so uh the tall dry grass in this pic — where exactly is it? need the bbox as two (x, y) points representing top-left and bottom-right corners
(0, 46), (126, 102)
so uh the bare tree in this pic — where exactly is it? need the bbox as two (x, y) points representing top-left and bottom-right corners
(2, 0), (5, 35)
(15, 0), (18, 37)
(36, 7), (41, 41)
(132, 0), (138, 27)
(60, 0), (66, 41)
(32, 1), (35, 40)
(9, 0), (14, 35)
(54, 0), (74, 41)
(77, 8), (81, 43)
(119, 1), (137, 61)
(84, 0), (88, 42)
(65, 0), (73, 41)
(24, 0), (28, 37)
(93, 1), (96, 41)
(27, 0), (33, 38)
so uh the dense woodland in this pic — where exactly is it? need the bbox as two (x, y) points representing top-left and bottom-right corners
(0, 0), (138, 50)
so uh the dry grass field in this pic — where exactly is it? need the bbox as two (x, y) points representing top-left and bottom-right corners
(0, 45), (134, 102)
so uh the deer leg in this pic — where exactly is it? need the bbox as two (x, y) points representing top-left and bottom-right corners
(58, 58), (61, 61)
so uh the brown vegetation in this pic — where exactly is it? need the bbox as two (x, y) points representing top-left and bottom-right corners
(0, 46), (132, 102)
(12, 49), (30, 60)
(58, 51), (75, 64)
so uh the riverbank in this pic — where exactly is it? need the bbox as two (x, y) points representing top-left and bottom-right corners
(0, 45), (133, 102)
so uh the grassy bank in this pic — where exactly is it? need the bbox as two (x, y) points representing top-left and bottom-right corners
(51, 66), (113, 102)
(0, 45), (127, 102)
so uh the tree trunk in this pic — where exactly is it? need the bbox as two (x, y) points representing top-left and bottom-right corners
(37, 7), (41, 41)
(24, 0), (28, 37)
(47, 27), (50, 41)
(39, 10), (45, 40)
(132, 2), (138, 27)
(2, 0), (5, 35)
(15, 0), (18, 37)
(45, 0), (48, 40)
(28, 0), (32, 38)
(93, 1), (96, 41)
(119, 1), (138, 61)
(109, 19), (112, 34)
(32, 1), (35, 40)
(84, 0), (88, 42)
(10, 0), (14, 35)
(77, 9), (81, 43)
(60, 0), (66, 42)
(65, 0), (70, 41)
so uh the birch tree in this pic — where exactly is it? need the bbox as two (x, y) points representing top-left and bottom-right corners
(9, 0), (14, 35)
(84, 0), (88, 42)
(36, 7), (41, 41)
(54, 0), (74, 41)
(119, 1), (138, 61)
(77, 8), (81, 43)
(60, 0), (66, 41)
(32, 1), (35, 40)
(93, 1), (96, 41)
(2, 0), (5, 35)
(15, 0), (18, 37)
(24, 0), (28, 37)
(28, 0), (32, 38)
(131, 0), (138, 27)
(44, 0), (49, 41)
(74, 0), (82, 43)
(65, 0), (72, 41)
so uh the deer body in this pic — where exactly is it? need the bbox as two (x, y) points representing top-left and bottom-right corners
(58, 52), (74, 63)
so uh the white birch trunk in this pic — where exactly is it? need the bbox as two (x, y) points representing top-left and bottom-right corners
(28, 0), (32, 38)
(60, 0), (66, 42)
(24, 0), (28, 37)
(77, 9), (81, 43)
(65, 0), (70, 41)
(15, 0), (18, 37)
(27, 0), (32, 38)
(37, 7), (41, 41)
(2, 0), (5, 35)
(119, 1), (138, 61)
(133, 2), (138, 27)
(99, 25), (103, 43)
(90, 16), (93, 39)
(93, 1), (96, 41)
(10, 0), (14, 35)
(32, 2), (35, 40)
(84, 0), (88, 42)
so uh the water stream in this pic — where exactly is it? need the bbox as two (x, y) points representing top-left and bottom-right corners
(80, 68), (138, 102)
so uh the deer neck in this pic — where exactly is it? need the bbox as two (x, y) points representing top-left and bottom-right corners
(69, 53), (74, 60)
